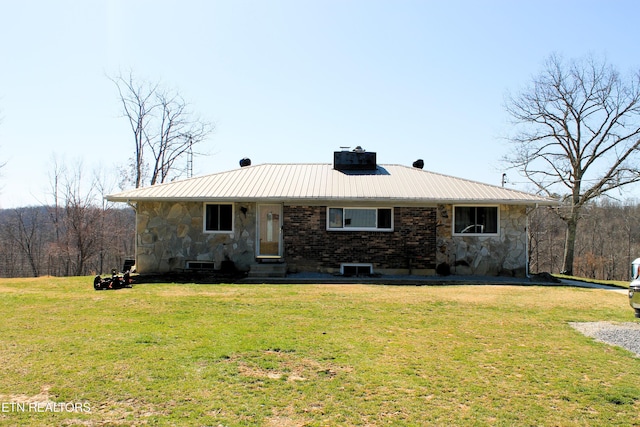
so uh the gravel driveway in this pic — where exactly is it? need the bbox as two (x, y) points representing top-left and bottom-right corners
(570, 321), (640, 357)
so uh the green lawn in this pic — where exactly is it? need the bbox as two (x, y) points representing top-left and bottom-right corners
(0, 277), (638, 426)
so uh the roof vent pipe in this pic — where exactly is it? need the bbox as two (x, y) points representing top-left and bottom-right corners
(412, 159), (424, 169)
(239, 158), (251, 167)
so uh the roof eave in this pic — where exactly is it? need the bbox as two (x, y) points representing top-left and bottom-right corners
(106, 195), (558, 206)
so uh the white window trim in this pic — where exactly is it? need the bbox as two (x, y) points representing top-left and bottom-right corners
(203, 203), (235, 234)
(452, 205), (500, 236)
(326, 207), (394, 232)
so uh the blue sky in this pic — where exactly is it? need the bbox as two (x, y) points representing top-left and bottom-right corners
(1, 0), (640, 208)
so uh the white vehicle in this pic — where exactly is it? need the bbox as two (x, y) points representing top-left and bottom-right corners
(628, 258), (640, 318)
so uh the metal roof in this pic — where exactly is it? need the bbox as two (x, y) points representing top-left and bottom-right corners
(106, 163), (556, 206)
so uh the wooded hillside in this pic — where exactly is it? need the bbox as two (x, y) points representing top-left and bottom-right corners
(0, 206), (134, 277)
(1, 201), (639, 281)
(529, 200), (640, 281)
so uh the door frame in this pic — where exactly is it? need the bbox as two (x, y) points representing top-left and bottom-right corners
(256, 203), (283, 259)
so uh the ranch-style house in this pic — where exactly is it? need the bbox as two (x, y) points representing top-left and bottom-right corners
(106, 148), (555, 278)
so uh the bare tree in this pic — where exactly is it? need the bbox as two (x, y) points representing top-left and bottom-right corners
(0, 156), (135, 278)
(1, 208), (45, 277)
(42, 159), (101, 276)
(110, 72), (213, 188)
(149, 92), (211, 185)
(60, 163), (105, 275)
(505, 54), (640, 275)
(527, 206), (565, 274)
(109, 73), (156, 188)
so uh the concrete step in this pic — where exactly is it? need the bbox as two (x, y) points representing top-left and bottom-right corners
(248, 262), (287, 278)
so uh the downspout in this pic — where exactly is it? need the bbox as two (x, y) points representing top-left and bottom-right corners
(127, 200), (138, 271)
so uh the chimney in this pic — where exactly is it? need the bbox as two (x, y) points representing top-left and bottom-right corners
(333, 147), (377, 171)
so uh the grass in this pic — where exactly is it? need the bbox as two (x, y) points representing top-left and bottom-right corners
(0, 277), (639, 426)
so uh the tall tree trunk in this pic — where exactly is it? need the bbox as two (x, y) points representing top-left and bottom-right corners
(562, 217), (578, 275)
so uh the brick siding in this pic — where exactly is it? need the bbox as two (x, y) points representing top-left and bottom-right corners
(283, 206), (437, 272)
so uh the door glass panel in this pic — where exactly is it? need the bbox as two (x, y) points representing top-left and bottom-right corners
(258, 204), (281, 256)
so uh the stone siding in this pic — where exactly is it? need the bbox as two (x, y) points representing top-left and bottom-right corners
(283, 206), (437, 274)
(135, 201), (256, 273)
(435, 204), (528, 277)
(133, 201), (528, 277)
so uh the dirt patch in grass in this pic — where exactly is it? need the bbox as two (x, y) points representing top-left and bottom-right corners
(265, 405), (308, 427)
(0, 386), (166, 426)
(265, 415), (305, 427)
(227, 349), (350, 383)
(91, 398), (168, 425)
(0, 385), (55, 405)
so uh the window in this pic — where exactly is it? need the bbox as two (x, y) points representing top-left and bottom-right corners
(205, 204), (233, 232)
(327, 207), (393, 231)
(341, 263), (373, 276)
(185, 261), (217, 270)
(454, 206), (498, 235)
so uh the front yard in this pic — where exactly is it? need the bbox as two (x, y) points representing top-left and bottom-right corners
(0, 277), (638, 426)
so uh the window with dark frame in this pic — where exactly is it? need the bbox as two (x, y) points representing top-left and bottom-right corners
(454, 206), (498, 234)
(205, 204), (233, 232)
(378, 208), (392, 229)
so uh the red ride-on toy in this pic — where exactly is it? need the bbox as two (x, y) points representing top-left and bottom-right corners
(94, 269), (133, 290)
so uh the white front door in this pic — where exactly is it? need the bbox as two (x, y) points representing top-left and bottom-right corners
(257, 204), (282, 258)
